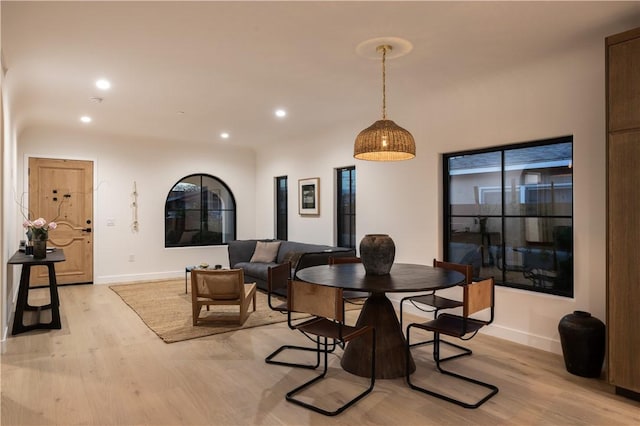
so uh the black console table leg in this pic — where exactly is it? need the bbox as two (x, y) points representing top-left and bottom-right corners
(11, 265), (32, 335)
(47, 263), (62, 329)
(11, 263), (62, 335)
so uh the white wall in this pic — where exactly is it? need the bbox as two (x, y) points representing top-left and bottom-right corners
(2, 58), (21, 351)
(17, 126), (257, 284)
(255, 38), (607, 354)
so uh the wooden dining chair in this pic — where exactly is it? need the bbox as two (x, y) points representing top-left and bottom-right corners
(190, 268), (257, 325)
(328, 255), (369, 304)
(406, 277), (498, 409)
(399, 259), (474, 361)
(285, 279), (376, 416)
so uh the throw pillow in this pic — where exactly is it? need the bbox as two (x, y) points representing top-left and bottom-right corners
(281, 251), (304, 269)
(250, 241), (281, 263)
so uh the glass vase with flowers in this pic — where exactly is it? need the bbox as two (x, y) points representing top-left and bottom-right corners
(23, 218), (57, 259)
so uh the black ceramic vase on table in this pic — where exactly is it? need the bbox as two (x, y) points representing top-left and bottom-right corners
(359, 234), (395, 275)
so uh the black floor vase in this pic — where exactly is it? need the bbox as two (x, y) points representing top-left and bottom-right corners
(558, 311), (605, 378)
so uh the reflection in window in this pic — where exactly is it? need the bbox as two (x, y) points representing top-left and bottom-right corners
(444, 136), (573, 297)
(165, 174), (236, 247)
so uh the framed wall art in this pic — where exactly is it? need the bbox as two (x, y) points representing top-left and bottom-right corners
(298, 177), (319, 215)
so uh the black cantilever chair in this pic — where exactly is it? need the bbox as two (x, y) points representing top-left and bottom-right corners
(399, 259), (474, 362)
(265, 262), (331, 369)
(285, 279), (376, 416)
(406, 277), (498, 409)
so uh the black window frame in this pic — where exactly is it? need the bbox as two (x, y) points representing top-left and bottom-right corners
(275, 175), (288, 241)
(337, 166), (356, 249)
(164, 173), (236, 247)
(443, 135), (573, 297)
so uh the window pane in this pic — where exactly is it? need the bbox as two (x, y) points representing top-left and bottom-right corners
(501, 217), (573, 297)
(337, 167), (356, 248)
(165, 174), (236, 247)
(448, 216), (502, 280)
(504, 143), (572, 216)
(275, 176), (288, 240)
(449, 151), (502, 217)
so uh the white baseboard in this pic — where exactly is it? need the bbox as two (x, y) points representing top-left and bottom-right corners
(388, 294), (562, 355)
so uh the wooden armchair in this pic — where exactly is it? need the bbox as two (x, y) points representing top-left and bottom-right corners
(190, 268), (257, 326)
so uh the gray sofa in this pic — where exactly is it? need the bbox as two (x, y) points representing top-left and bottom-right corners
(228, 239), (356, 291)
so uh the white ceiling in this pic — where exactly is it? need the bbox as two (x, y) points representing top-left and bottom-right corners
(3, 1), (640, 150)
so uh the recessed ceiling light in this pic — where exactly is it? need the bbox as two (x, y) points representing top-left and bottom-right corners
(95, 79), (111, 90)
(275, 109), (287, 118)
(220, 132), (230, 139)
(80, 116), (92, 123)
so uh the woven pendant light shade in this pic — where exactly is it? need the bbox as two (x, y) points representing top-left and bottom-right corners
(354, 119), (416, 161)
(354, 43), (415, 161)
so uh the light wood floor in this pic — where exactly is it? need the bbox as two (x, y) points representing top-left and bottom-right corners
(2, 284), (639, 426)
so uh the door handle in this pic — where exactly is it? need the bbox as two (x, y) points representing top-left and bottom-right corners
(82, 228), (92, 233)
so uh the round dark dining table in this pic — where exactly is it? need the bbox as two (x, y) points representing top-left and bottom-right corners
(295, 262), (465, 379)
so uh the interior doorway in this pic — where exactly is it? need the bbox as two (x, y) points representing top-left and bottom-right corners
(28, 157), (94, 285)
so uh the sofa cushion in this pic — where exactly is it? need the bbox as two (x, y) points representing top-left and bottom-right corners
(250, 241), (281, 263)
(235, 261), (275, 281)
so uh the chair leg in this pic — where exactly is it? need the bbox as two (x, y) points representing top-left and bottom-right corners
(406, 326), (498, 409)
(404, 304), (473, 363)
(411, 337), (472, 362)
(266, 339), (336, 370)
(239, 305), (246, 325)
(286, 331), (376, 416)
(192, 304), (201, 326)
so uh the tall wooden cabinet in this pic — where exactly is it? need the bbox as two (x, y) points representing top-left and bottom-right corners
(607, 27), (640, 400)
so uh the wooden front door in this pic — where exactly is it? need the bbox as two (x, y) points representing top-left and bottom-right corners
(28, 157), (94, 285)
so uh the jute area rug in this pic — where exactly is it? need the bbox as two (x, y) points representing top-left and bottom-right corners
(110, 279), (358, 344)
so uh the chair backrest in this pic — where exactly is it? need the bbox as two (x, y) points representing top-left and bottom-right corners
(268, 262), (291, 293)
(288, 280), (344, 322)
(433, 259), (473, 284)
(463, 277), (495, 320)
(192, 269), (244, 301)
(328, 256), (362, 265)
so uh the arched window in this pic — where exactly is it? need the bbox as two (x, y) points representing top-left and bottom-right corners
(165, 174), (236, 247)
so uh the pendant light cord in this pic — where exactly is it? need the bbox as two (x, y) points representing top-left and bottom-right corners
(381, 46), (387, 120)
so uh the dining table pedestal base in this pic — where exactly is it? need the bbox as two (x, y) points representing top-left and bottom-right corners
(341, 293), (416, 379)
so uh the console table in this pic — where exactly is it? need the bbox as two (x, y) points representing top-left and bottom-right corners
(8, 249), (65, 335)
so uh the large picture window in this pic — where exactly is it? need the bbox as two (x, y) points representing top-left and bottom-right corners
(165, 174), (236, 247)
(444, 136), (573, 297)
